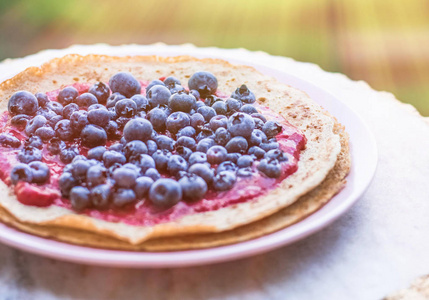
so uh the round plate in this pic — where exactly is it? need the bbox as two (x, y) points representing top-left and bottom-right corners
(0, 45), (377, 268)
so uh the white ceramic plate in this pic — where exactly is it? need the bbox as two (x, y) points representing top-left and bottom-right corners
(0, 45), (377, 268)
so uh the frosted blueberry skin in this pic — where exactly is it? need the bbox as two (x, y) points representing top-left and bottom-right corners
(8, 91), (39, 116)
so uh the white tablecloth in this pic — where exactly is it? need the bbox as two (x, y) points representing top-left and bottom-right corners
(0, 44), (428, 300)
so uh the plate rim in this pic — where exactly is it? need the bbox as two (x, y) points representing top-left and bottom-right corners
(0, 46), (378, 268)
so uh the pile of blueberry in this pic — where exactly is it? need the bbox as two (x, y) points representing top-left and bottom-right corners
(3, 71), (288, 210)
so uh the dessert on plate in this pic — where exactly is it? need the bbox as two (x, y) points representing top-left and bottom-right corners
(0, 54), (350, 250)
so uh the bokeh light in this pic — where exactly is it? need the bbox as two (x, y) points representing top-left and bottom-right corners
(1, 0), (428, 114)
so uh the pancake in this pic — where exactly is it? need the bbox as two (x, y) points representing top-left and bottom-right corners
(0, 55), (343, 246)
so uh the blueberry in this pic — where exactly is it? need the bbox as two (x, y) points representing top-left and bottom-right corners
(226, 153), (241, 163)
(168, 155), (188, 175)
(134, 176), (154, 199)
(10, 163), (33, 184)
(237, 155), (254, 168)
(176, 126), (196, 138)
(149, 179), (182, 207)
(197, 106), (216, 122)
(47, 137), (65, 155)
(214, 127), (231, 146)
(130, 94), (149, 111)
(249, 129), (267, 146)
(225, 98), (242, 113)
(70, 110), (88, 134)
(70, 159), (91, 182)
(80, 124), (107, 148)
(213, 171), (236, 191)
(188, 152), (207, 165)
(25, 115), (47, 135)
(123, 118), (153, 142)
(145, 140), (157, 156)
(58, 87), (79, 105)
(60, 147), (79, 164)
(262, 121), (283, 138)
(168, 92), (195, 113)
(86, 165), (108, 186)
(123, 140), (148, 159)
(109, 72), (141, 98)
(115, 116), (132, 130)
(176, 136), (196, 151)
(258, 158), (282, 178)
(155, 135), (175, 151)
(248, 146), (266, 158)
(102, 150), (125, 168)
(260, 141), (280, 152)
(169, 84), (186, 94)
(106, 92), (126, 108)
(46, 101), (64, 115)
(188, 163), (214, 185)
(145, 168), (161, 181)
(36, 102), (61, 120)
(196, 138), (215, 153)
(189, 89), (200, 101)
(145, 80), (165, 94)
(70, 186), (91, 210)
(237, 167), (257, 177)
(195, 127), (215, 142)
(179, 173), (207, 201)
(72, 155), (87, 163)
(176, 146), (192, 161)
(231, 84), (256, 104)
(18, 146), (42, 163)
(188, 71), (218, 97)
(88, 82), (110, 104)
(75, 93), (98, 108)
(204, 95), (222, 107)
(147, 85), (171, 107)
(240, 104), (258, 114)
(211, 101), (227, 115)
(109, 143), (124, 153)
(265, 149), (288, 162)
(217, 161), (238, 173)
(34, 126), (55, 142)
(166, 112), (190, 134)
(207, 145), (227, 165)
(209, 115), (228, 131)
(87, 107), (110, 127)
(37, 107), (57, 120)
(0, 133), (21, 148)
(113, 167), (138, 188)
(63, 103), (79, 119)
(190, 113), (205, 129)
(115, 99), (137, 118)
(194, 100), (206, 110)
(147, 107), (167, 132)
(35, 92), (49, 107)
(225, 136), (248, 154)
(58, 172), (77, 197)
(105, 120), (120, 139)
(227, 112), (255, 138)
(152, 149), (172, 171)
(25, 161), (49, 184)
(90, 184), (111, 209)
(129, 154), (155, 172)
(88, 146), (106, 161)
(47, 115), (63, 128)
(163, 76), (181, 87)
(11, 114), (31, 128)
(251, 113), (267, 123)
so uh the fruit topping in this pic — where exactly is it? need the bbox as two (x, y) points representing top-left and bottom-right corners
(3, 70), (300, 213)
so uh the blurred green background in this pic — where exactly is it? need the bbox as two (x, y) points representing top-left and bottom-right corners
(0, 0), (428, 115)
